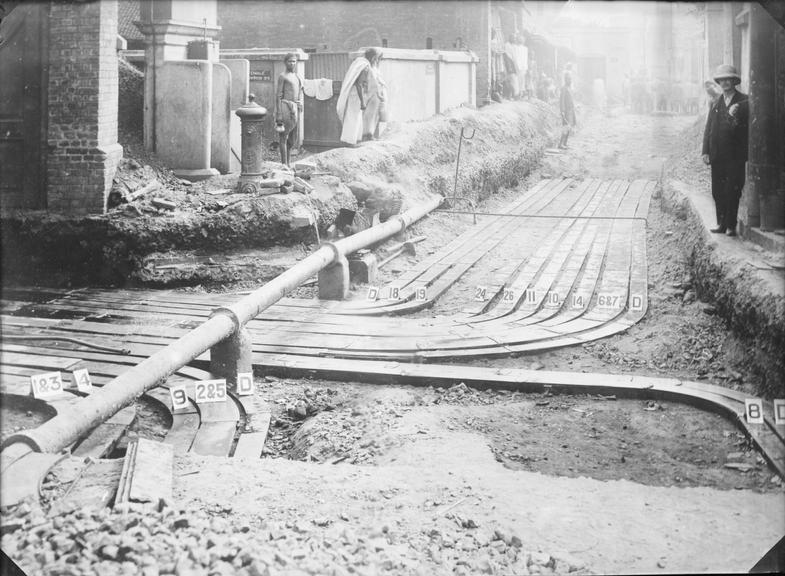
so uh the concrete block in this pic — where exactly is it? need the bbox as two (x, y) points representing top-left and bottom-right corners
(318, 254), (350, 300)
(210, 327), (252, 384)
(221, 58), (250, 110)
(348, 252), (378, 284)
(156, 60), (213, 172)
(211, 62), (231, 174)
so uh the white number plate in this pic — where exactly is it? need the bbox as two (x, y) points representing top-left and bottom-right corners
(71, 368), (93, 393)
(596, 294), (623, 309)
(236, 372), (254, 396)
(474, 286), (488, 302)
(774, 399), (785, 426)
(169, 384), (190, 411)
(30, 371), (64, 399)
(194, 379), (228, 404)
(745, 398), (764, 424)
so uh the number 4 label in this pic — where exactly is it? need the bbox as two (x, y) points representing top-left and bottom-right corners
(745, 399), (764, 424)
(237, 372), (254, 396)
(170, 384), (190, 411)
(774, 400), (785, 426)
(71, 368), (93, 393)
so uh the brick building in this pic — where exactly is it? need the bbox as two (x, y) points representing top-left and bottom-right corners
(0, 0), (122, 215)
(218, 0), (532, 105)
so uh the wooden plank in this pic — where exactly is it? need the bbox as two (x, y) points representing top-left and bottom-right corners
(190, 421), (237, 457)
(53, 459), (124, 513)
(72, 406), (136, 459)
(124, 438), (173, 507)
(163, 413), (199, 453)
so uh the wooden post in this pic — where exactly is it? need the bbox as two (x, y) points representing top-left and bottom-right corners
(747, 4), (782, 231)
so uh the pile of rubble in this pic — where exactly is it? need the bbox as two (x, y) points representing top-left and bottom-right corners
(0, 501), (589, 576)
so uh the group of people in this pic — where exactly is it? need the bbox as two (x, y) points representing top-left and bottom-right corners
(274, 48), (387, 166)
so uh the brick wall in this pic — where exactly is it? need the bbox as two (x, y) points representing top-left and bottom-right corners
(218, 0), (490, 104)
(47, 0), (123, 215)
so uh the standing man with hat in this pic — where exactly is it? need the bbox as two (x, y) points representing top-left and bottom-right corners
(702, 64), (749, 237)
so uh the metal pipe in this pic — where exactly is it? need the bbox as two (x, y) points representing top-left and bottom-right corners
(2, 194), (442, 455)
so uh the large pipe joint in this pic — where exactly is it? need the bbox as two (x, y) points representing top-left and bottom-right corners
(210, 306), (243, 333)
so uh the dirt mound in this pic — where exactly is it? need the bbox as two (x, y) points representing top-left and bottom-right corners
(313, 101), (558, 209)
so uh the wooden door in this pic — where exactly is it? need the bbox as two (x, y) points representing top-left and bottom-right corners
(0, 2), (48, 212)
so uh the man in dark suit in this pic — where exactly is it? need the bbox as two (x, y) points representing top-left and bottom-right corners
(702, 64), (749, 237)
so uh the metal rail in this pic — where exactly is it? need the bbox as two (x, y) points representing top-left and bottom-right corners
(434, 209), (649, 221)
(1, 195), (443, 459)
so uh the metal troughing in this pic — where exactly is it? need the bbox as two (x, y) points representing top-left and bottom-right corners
(1, 195), (442, 457)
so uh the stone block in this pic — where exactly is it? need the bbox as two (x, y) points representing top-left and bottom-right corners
(318, 254), (350, 300)
(348, 252), (378, 284)
(211, 62), (231, 174)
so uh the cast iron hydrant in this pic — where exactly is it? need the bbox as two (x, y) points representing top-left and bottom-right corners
(235, 93), (268, 194)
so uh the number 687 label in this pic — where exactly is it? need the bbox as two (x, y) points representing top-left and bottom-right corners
(597, 294), (623, 309)
(195, 379), (227, 404)
(30, 371), (64, 399)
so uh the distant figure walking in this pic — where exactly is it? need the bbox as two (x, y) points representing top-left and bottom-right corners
(558, 74), (576, 149)
(337, 48), (381, 146)
(362, 50), (387, 141)
(275, 53), (303, 166)
(702, 64), (749, 237)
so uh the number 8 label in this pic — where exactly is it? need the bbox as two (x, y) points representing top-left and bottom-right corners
(745, 399), (764, 424)
(170, 384), (189, 411)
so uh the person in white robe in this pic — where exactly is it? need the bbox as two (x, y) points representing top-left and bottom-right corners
(336, 48), (381, 146)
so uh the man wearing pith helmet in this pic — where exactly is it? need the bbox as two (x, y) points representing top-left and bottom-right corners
(701, 64), (749, 237)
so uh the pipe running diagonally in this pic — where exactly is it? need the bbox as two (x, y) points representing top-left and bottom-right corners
(2, 195), (443, 457)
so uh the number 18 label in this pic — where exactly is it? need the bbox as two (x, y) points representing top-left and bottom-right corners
(30, 371), (64, 399)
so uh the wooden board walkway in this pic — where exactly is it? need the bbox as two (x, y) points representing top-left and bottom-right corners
(2, 177), (782, 481)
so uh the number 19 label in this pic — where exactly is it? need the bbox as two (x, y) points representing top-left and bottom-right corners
(237, 372), (254, 396)
(415, 287), (427, 301)
(30, 371), (64, 399)
(745, 399), (764, 424)
(170, 384), (190, 411)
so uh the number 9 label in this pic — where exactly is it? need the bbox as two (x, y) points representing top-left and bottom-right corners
(170, 384), (190, 411)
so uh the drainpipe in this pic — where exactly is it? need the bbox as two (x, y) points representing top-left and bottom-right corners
(1, 194), (443, 457)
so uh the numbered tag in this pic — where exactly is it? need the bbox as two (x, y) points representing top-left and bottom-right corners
(194, 379), (228, 404)
(502, 288), (516, 303)
(236, 372), (254, 396)
(630, 294), (645, 312)
(745, 399), (764, 424)
(30, 371), (64, 399)
(596, 293), (623, 310)
(169, 384), (190, 411)
(367, 286), (379, 301)
(523, 289), (538, 307)
(474, 286), (488, 302)
(571, 294), (586, 309)
(71, 368), (93, 393)
(774, 400), (785, 426)
(387, 286), (401, 301)
(543, 291), (561, 308)
(415, 287), (427, 301)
